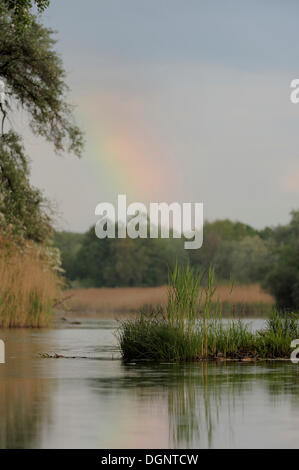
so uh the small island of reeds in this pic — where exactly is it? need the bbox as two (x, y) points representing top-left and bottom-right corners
(117, 265), (299, 362)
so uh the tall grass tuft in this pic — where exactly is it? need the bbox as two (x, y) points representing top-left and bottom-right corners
(0, 234), (60, 327)
(117, 264), (299, 362)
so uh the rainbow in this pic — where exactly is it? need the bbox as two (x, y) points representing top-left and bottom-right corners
(78, 97), (178, 203)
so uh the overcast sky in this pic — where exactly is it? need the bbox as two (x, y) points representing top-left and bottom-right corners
(23, 0), (299, 232)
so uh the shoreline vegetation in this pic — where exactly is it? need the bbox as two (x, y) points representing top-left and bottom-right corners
(0, 3), (83, 327)
(0, 233), (60, 328)
(117, 265), (299, 362)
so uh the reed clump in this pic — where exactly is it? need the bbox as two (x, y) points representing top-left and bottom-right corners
(117, 265), (299, 362)
(0, 233), (61, 327)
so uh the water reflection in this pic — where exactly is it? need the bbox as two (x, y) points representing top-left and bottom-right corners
(0, 379), (52, 448)
(0, 320), (298, 448)
(167, 362), (299, 447)
(118, 361), (299, 448)
(0, 329), (55, 448)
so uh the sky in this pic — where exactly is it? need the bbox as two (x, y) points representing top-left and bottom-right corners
(22, 0), (299, 232)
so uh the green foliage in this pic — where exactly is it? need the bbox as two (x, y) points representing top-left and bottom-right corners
(188, 223), (222, 275)
(0, 5), (83, 155)
(118, 315), (259, 362)
(72, 227), (113, 287)
(67, 226), (189, 287)
(53, 231), (84, 280)
(54, 219), (271, 288)
(263, 210), (299, 310)
(255, 311), (299, 358)
(265, 310), (299, 338)
(167, 264), (216, 327)
(3, 0), (50, 34)
(205, 219), (257, 241)
(54, 210), (299, 304)
(0, 2), (82, 243)
(0, 131), (51, 241)
(189, 219), (265, 283)
(215, 236), (274, 283)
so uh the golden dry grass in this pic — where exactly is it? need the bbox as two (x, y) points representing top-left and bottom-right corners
(0, 235), (60, 327)
(65, 283), (274, 315)
(65, 286), (168, 314)
(213, 284), (274, 304)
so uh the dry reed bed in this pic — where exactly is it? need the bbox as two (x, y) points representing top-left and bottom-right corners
(65, 283), (274, 315)
(0, 235), (60, 327)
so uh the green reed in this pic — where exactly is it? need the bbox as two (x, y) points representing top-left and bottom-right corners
(117, 265), (299, 362)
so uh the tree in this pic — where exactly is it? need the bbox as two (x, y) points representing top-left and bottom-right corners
(263, 211), (299, 309)
(0, 131), (51, 241)
(189, 219), (259, 281)
(60, 225), (189, 288)
(227, 236), (273, 283)
(0, 2), (83, 242)
(74, 227), (112, 287)
(53, 231), (85, 280)
(103, 238), (150, 287)
(3, 1), (50, 33)
(0, 4), (83, 155)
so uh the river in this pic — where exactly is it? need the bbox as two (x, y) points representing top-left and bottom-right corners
(0, 318), (298, 448)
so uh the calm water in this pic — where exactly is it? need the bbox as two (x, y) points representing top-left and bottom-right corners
(0, 318), (298, 449)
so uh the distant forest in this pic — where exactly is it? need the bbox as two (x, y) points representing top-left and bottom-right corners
(54, 210), (299, 310)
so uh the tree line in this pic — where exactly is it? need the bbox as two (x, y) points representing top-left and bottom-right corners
(54, 210), (299, 310)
